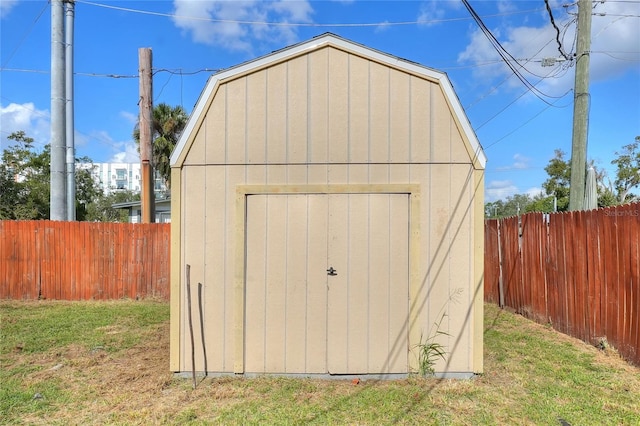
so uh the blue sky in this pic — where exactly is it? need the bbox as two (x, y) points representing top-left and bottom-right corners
(1, 0), (638, 202)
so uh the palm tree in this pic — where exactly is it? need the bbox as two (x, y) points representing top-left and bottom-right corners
(134, 103), (188, 189)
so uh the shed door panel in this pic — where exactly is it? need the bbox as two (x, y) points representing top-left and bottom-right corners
(245, 194), (408, 375)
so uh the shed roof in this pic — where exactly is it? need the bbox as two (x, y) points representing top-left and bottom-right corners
(170, 33), (486, 169)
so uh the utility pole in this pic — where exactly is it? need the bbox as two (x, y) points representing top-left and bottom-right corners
(50, 0), (66, 220)
(139, 48), (155, 223)
(568, 0), (592, 211)
(65, 0), (76, 220)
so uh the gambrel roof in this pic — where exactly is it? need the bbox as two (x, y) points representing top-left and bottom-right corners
(170, 33), (486, 169)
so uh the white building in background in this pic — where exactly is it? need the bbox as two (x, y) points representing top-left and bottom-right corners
(79, 162), (168, 197)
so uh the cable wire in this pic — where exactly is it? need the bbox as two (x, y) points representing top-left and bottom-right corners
(545, 0), (571, 59)
(461, 0), (567, 105)
(75, 0), (545, 27)
(1, 2), (48, 70)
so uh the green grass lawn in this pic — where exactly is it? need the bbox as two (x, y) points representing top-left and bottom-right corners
(1, 300), (638, 425)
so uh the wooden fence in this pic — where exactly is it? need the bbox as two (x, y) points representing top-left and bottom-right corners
(485, 203), (640, 367)
(0, 221), (170, 300)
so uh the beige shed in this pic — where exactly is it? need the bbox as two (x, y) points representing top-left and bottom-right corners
(169, 33), (486, 379)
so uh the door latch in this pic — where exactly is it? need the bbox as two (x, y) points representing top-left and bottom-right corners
(326, 267), (337, 276)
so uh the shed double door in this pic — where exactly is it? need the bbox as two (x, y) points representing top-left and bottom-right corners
(245, 193), (409, 375)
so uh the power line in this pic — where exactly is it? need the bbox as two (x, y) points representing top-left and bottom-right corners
(1, 2), (48, 70)
(461, 0), (568, 105)
(75, 0), (545, 27)
(483, 95), (573, 150)
(545, 0), (571, 59)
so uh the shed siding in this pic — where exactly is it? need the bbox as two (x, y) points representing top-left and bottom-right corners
(176, 43), (482, 375)
(184, 48), (468, 168)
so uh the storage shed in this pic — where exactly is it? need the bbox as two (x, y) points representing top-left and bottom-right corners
(169, 33), (486, 378)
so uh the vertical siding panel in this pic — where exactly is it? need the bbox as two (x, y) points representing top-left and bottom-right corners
(449, 122), (468, 163)
(225, 166), (245, 369)
(346, 195), (369, 372)
(327, 194), (349, 373)
(285, 195), (308, 373)
(388, 195), (410, 373)
(389, 69), (410, 163)
(246, 164), (267, 184)
(390, 164), (410, 184)
(369, 61), (389, 164)
(306, 195), (328, 373)
(447, 166), (473, 371)
(308, 48), (328, 163)
(369, 164), (389, 185)
(247, 72), (267, 164)
(431, 87), (451, 163)
(427, 164), (451, 341)
(204, 166), (226, 370)
(287, 56), (308, 164)
(267, 64), (287, 164)
(245, 195), (268, 372)
(226, 78), (247, 165)
(410, 76), (431, 163)
(267, 164), (287, 185)
(265, 195), (287, 373)
(205, 90), (226, 164)
(183, 166), (206, 370)
(443, 168), (474, 371)
(328, 48), (349, 163)
(368, 194), (391, 372)
(348, 164), (368, 184)
(348, 55), (369, 164)
(287, 164), (308, 185)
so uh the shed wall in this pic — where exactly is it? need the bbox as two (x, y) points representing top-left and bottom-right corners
(174, 45), (483, 375)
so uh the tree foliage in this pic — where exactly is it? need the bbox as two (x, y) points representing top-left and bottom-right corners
(84, 190), (140, 222)
(0, 131), (50, 219)
(0, 131), (136, 221)
(134, 103), (188, 189)
(542, 149), (571, 212)
(611, 136), (640, 204)
(486, 139), (640, 217)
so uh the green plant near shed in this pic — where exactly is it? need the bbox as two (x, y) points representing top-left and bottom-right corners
(413, 312), (451, 376)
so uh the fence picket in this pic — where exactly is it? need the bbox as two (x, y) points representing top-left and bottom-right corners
(484, 204), (640, 367)
(0, 220), (170, 301)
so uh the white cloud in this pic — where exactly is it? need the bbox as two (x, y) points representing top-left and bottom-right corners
(0, 102), (50, 148)
(497, 153), (531, 170)
(171, 0), (314, 52)
(485, 179), (518, 201)
(417, 0), (461, 26)
(120, 111), (138, 126)
(0, 0), (18, 19)
(457, 1), (640, 96)
(109, 143), (140, 163)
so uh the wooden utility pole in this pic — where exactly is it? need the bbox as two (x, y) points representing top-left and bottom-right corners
(568, 0), (592, 211)
(139, 48), (155, 223)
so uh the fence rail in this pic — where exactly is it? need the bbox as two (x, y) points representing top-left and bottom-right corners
(0, 221), (170, 300)
(485, 204), (640, 367)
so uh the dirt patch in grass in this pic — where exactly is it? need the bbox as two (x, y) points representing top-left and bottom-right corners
(5, 303), (640, 425)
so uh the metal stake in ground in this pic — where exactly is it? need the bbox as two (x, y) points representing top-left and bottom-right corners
(186, 264), (196, 389)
